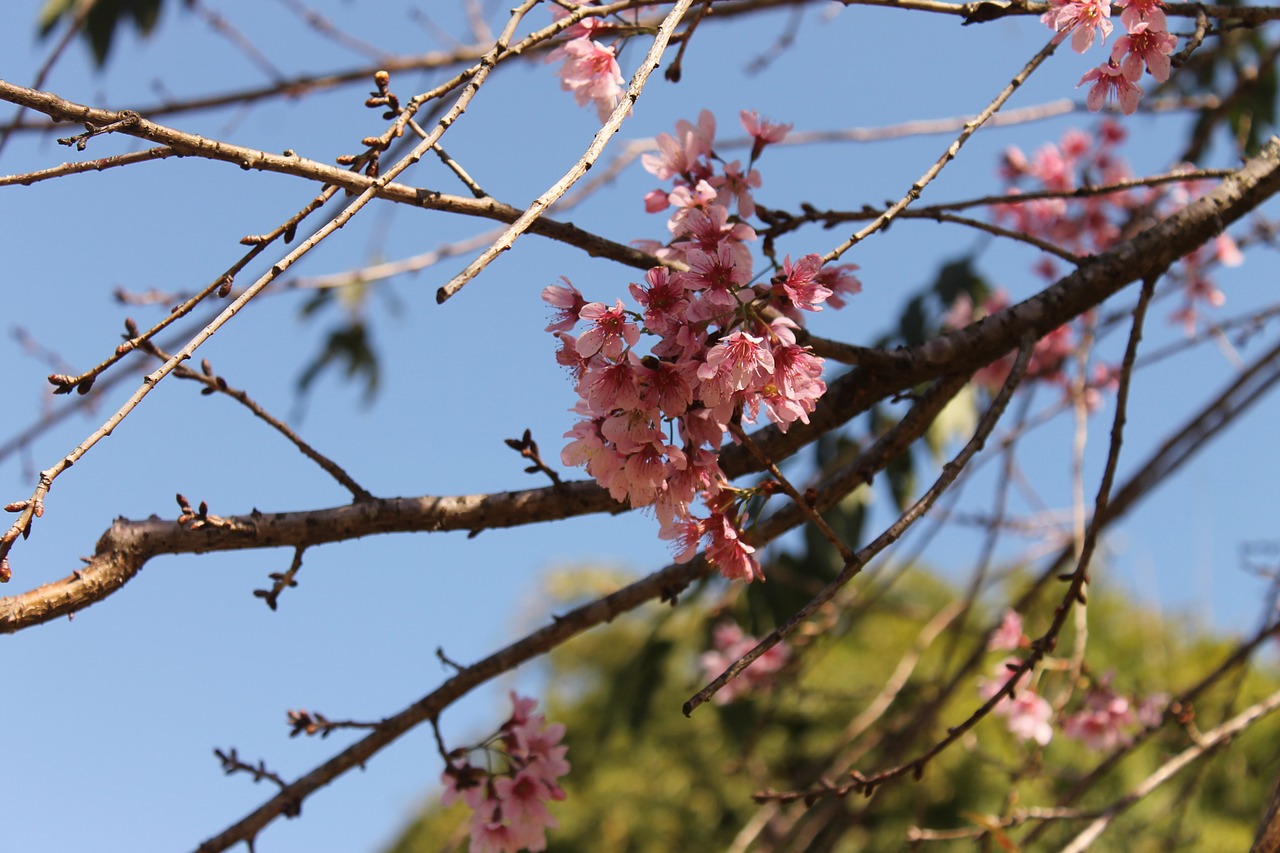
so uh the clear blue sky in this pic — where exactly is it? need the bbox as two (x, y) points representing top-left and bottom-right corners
(1, 2), (1276, 851)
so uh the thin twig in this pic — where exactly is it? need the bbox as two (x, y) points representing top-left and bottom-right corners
(435, 0), (698, 303)
(824, 38), (1059, 263)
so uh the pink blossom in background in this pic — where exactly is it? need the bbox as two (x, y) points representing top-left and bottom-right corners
(441, 693), (569, 853)
(979, 661), (1054, 745)
(1005, 692), (1055, 745)
(1062, 687), (1136, 750)
(548, 0), (613, 39)
(988, 609), (1026, 651)
(700, 621), (789, 703)
(1136, 693), (1168, 727)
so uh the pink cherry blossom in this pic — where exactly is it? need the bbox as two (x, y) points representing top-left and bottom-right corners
(699, 331), (775, 401)
(442, 694), (570, 853)
(772, 253), (834, 312)
(740, 109), (792, 162)
(699, 621), (789, 703)
(1004, 692), (1054, 745)
(1079, 61), (1143, 115)
(979, 661), (1053, 745)
(705, 511), (763, 581)
(1062, 688), (1136, 750)
(582, 357), (649, 414)
(988, 609), (1026, 651)
(1117, 0), (1168, 31)
(541, 277), (587, 333)
(1136, 693), (1167, 727)
(1111, 22), (1177, 82)
(552, 37), (624, 121)
(643, 188), (670, 213)
(1041, 0), (1113, 52)
(710, 160), (762, 218)
(815, 263), (862, 309)
(629, 267), (689, 336)
(642, 109), (716, 181)
(576, 299), (640, 360)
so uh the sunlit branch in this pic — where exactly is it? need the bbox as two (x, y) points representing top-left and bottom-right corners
(0, 80), (666, 271)
(435, 0), (699, 303)
(1060, 685), (1280, 852)
(0, 145), (177, 186)
(824, 38), (1060, 262)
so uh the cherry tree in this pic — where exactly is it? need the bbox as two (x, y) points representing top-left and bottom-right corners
(3, 1), (1280, 850)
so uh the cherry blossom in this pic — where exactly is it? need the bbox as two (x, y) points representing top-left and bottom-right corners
(548, 110), (844, 582)
(979, 662), (1053, 745)
(541, 277), (586, 333)
(1112, 22), (1177, 82)
(740, 109), (792, 162)
(988, 609), (1026, 652)
(699, 621), (790, 704)
(1041, 0), (1113, 52)
(1062, 685), (1137, 750)
(1117, 0), (1168, 31)
(576, 299), (640, 360)
(1079, 61), (1143, 115)
(440, 693), (570, 853)
(771, 253), (834, 313)
(550, 37), (624, 121)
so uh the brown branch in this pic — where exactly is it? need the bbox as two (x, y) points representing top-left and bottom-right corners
(824, 38), (1060, 262)
(687, 368), (987, 713)
(2, 136), (1278, 625)
(0, 145), (177, 187)
(435, 0), (699, 303)
(0, 80), (664, 274)
(1061, 686), (1280, 852)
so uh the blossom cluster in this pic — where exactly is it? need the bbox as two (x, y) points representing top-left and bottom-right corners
(993, 122), (1242, 335)
(1042, 0), (1177, 114)
(699, 621), (790, 704)
(440, 693), (570, 853)
(980, 610), (1168, 749)
(545, 110), (860, 582)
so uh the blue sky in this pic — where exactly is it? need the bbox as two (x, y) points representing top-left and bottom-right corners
(1, 1), (1277, 851)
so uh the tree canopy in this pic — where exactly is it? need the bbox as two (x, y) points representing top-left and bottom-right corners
(3, 1), (1280, 851)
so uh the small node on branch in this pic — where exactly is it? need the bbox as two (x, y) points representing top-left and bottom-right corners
(55, 111), (141, 151)
(504, 429), (563, 486)
(47, 373), (78, 395)
(175, 493), (230, 530)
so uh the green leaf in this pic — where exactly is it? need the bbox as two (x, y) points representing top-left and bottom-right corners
(295, 321), (380, 404)
(930, 256), (989, 312)
(37, 0), (78, 37)
(37, 0), (166, 67)
(925, 383), (977, 461)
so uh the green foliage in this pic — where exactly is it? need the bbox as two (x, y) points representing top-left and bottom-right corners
(386, 560), (1280, 852)
(39, 0), (165, 67)
(295, 285), (381, 406)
